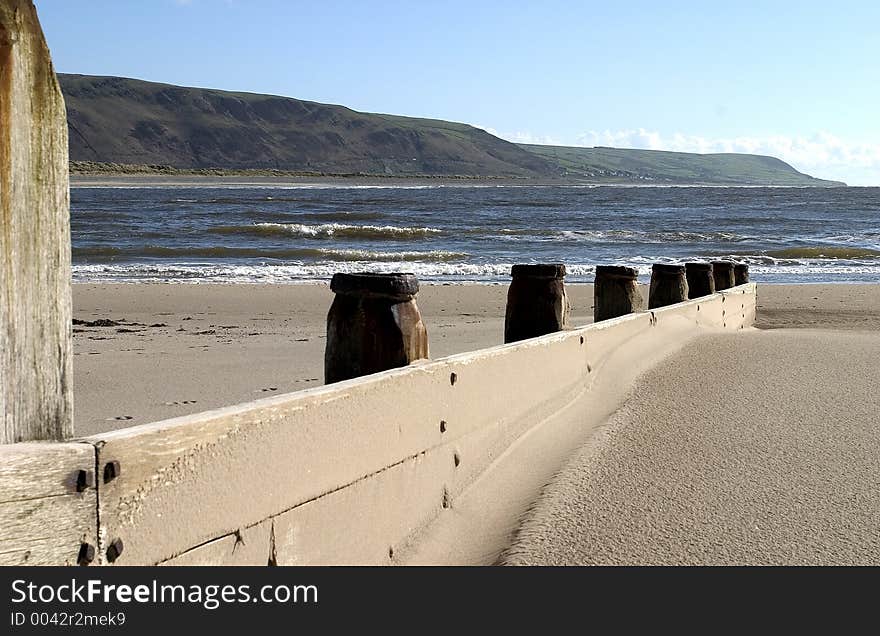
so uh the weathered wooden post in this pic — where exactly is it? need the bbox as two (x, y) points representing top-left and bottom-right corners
(711, 260), (735, 291)
(648, 264), (688, 309)
(593, 265), (644, 322)
(324, 273), (428, 384)
(0, 0), (73, 443)
(734, 263), (749, 285)
(504, 264), (569, 343)
(685, 262), (715, 299)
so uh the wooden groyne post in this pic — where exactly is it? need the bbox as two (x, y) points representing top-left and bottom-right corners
(685, 262), (715, 299)
(648, 264), (688, 309)
(504, 264), (570, 343)
(712, 261), (735, 291)
(735, 263), (750, 285)
(324, 272), (429, 384)
(593, 265), (644, 322)
(0, 0), (73, 443)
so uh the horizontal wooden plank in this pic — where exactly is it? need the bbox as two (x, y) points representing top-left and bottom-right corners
(272, 449), (455, 565)
(0, 442), (97, 565)
(159, 523), (271, 566)
(87, 331), (590, 564)
(86, 286), (755, 565)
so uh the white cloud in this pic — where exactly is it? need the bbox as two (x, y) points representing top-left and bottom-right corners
(476, 125), (880, 185)
(571, 129), (880, 186)
(472, 125), (563, 147)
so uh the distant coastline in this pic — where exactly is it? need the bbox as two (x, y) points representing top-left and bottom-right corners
(62, 73), (845, 187)
(69, 161), (847, 189)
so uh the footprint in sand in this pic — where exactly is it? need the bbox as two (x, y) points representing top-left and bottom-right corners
(106, 415), (133, 421)
(164, 400), (199, 406)
(256, 387), (278, 393)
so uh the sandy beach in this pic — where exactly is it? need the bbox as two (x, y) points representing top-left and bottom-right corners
(503, 328), (880, 565)
(71, 282), (880, 565)
(73, 283), (880, 434)
(72, 282), (599, 434)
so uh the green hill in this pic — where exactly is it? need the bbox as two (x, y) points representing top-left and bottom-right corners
(60, 74), (844, 185)
(60, 74), (558, 178)
(518, 144), (845, 186)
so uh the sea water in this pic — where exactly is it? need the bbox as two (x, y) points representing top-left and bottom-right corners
(70, 184), (880, 284)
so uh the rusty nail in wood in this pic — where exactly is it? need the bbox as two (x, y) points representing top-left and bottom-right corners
(75, 469), (94, 492)
(106, 538), (124, 563)
(77, 543), (95, 566)
(103, 461), (120, 483)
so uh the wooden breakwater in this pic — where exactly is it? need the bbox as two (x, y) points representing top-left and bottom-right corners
(0, 0), (757, 566)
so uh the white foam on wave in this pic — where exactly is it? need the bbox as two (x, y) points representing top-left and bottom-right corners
(72, 260), (880, 284)
(249, 222), (443, 238)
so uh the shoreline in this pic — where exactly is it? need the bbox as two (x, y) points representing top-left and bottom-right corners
(69, 174), (859, 188)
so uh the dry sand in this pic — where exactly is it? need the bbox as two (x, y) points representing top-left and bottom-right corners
(72, 282), (596, 435)
(72, 282), (880, 565)
(503, 329), (880, 565)
(72, 283), (879, 435)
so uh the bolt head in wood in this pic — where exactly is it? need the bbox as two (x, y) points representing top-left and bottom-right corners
(75, 469), (94, 492)
(103, 460), (120, 483)
(106, 538), (124, 563)
(77, 543), (95, 566)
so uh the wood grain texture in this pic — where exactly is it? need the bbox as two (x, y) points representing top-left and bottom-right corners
(0, 0), (73, 443)
(272, 449), (454, 565)
(85, 286), (755, 565)
(0, 442), (97, 565)
(159, 523), (271, 566)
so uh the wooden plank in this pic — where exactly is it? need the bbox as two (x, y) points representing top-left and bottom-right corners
(87, 328), (592, 565)
(89, 289), (753, 565)
(0, 0), (73, 443)
(0, 442), (97, 565)
(159, 523), (271, 566)
(271, 449), (455, 565)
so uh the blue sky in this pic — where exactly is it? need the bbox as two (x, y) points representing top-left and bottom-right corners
(34, 0), (880, 184)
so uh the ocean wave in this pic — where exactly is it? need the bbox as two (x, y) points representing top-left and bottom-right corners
(556, 229), (751, 243)
(73, 245), (465, 262)
(316, 249), (467, 262)
(291, 210), (387, 221)
(71, 260), (880, 284)
(463, 228), (762, 243)
(207, 222), (443, 240)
